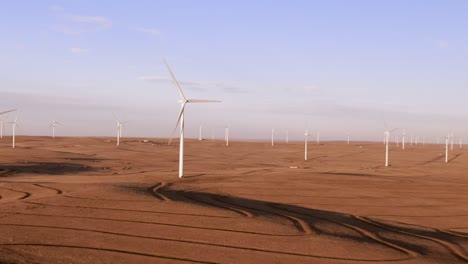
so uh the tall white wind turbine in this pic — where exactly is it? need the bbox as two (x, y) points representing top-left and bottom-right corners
(402, 130), (406, 150)
(225, 124), (230, 146)
(271, 128), (275, 147)
(304, 129), (311, 160)
(316, 131), (320, 144)
(7, 113), (20, 148)
(384, 127), (398, 167)
(198, 123), (204, 141)
(50, 120), (62, 139)
(0, 109), (16, 139)
(445, 134), (449, 163)
(164, 59), (221, 178)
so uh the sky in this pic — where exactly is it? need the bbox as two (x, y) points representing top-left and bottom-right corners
(1, 0), (468, 141)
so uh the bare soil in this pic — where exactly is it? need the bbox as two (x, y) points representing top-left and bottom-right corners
(1, 136), (467, 263)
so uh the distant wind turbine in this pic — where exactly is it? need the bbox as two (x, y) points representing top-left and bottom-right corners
(304, 129), (311, 160)
(271, 128), (275, 147)
(316, 131), (320, 144)
(7, 113), (20, 148)
(445, 135), (449, 163)
(401, 130), (406, 150)
(384, 126), (398, 167)
(225, 125), (230, 146)
(50, 120), (62, 139)
(0, 109), (16, 138)
(164, 59), (221, 178)
(198, 123), (203, 141)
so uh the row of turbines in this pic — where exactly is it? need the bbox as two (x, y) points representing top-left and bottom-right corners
(1, 59), (463, 178)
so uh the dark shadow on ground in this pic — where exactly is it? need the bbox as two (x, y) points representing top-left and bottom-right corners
(0, 162), (96, 176)
(157, 186), (468, 262)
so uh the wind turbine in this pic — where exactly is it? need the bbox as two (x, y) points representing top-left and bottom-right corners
(384, 126), (398, 167)
(271, 128), (275, 147)
(7, 113), (20, 148)
(198, 123), (204, 141)
(212, 128), (215, 141)
(316, 131), (320, 144)
(459, 138), (463, 149)
(304, 129), (311, 160)
(347, 133), (350, 145)
(402, 130), (406, 150)
(164, 59), (221, 178)
(50, 120), (62, 139)
(445, 135), (449, 163)
(225, 125), (230, 146)
(0, 109), (16, 138)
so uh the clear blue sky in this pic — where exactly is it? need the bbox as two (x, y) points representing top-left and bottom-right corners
(1, 0), (467, 141)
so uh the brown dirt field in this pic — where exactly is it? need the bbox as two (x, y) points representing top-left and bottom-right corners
(1, 136), (467, 263)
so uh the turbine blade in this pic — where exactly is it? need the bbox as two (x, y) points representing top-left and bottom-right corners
(390, 128), (399, 133)
(187, 99), (222, 103)
(0, 109), (16, 116)
(168, 103), (186, 144)
(163, 58), (186, 101)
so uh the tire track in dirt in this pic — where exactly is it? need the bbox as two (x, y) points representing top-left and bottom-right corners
(1, 243), (215, 264)
(33, 184), (63, 195)
(272, 204), (419, 259)
(356, 216), (468, 262)
(0, 212), (298, 237)
(0, 223), (417, 262)
(21, 201), (232, 219)
(0, 187), (31, 200)
(148, 182), (171, 201)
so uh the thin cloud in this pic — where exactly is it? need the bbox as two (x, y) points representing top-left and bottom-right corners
(50, 6), (112, 35)
(135, 28), (160, 36)
(70, 47), (88, 53)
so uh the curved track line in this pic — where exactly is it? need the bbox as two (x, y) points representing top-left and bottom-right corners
(148, 182), (170, 201)
(22, 201), (230, 219)
(33, 184), (63, 194)
(1, 243), (215, 264)
(272, 204), (418, 258)
(0, 212), (299, 237)
(0, 223), (415, 262)
(0, 187), (31, 200)
(182, 192), (253, 218)
(356, 216), (468, 262)
(212, 196), (313, 234)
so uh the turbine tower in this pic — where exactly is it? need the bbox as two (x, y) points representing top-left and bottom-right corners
(304, 129), (311, 160)
(384, 127), (398, 167)
(164, 59), (221, 178)
(7, 114), (20, 148)
(50, 120), (62, 139)
(0, 109), (16, 138)
(271, 128), (275, 147)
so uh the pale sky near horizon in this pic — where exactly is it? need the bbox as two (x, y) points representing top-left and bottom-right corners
(1, 1), (467, 141)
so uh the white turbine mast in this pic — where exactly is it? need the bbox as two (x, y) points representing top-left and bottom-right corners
(7, 113), (20, 148)
(401, 130), (406, 150)
(225, 124), (230, 146)
(271, 128), (275, 147)
(0, 109), (16, 139)
(304, 129), (311, 160)
(50, 120), (63, 139)
(164, 59), (221, 178)
(445, 134), (449, 163)
(384, 123), (398, 167)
